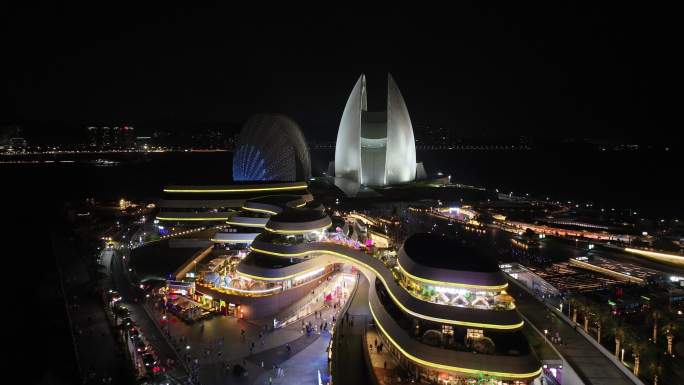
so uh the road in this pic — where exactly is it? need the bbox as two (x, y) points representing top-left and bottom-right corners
(110, 245), (188, 381)
(55, 237), (131, 385)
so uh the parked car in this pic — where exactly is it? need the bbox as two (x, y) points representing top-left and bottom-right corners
(106, 290), (122, 303)
(128, 327), (141, 340)
(142, 353), (159, 375)
(114, 304), (130, 318)
(120, 317), (134, 328)
(134, 338), (149, 353)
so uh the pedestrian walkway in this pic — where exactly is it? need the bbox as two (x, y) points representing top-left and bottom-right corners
(332, 275), (373, 385)
(254, 332), (332, 385)
(508, 280), (634, 385)
(145, 272), (356, 385)
(366, 327), (413, 385)
(251, 272), (355, 330)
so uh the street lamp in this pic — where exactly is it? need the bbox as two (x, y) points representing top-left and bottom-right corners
(544, 329), (549, 345)
(621, 348), (625, 362)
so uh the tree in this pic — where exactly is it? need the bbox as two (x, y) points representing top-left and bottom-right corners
(627, 332), (647, 377)
(661, 319), (679, 356)
(651, 309), (662, 344)
(571, 296), (590, 332)
(612, 323), (626, 359)
(592, 304), (613, 344)
(568, 295), (582, 324)
(582, 299), (591, 333)
(646, 358), (663, 385)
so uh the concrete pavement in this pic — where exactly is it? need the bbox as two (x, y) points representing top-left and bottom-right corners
(508, 280), (634, 385)
(146, 272), (356, 384)
(252, 332), (332, 385)
(366, 327), (408, 385)
(332, 275), (372, 385)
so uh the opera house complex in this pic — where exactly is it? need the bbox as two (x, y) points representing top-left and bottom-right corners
(129, 83), (542, 384)
(330, 74), (428, 191)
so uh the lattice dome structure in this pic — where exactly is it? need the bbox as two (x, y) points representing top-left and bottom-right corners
(233, 114), (311, 182)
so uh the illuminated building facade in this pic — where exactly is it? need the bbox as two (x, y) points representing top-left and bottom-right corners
(203, 200), (541, 383)
(334, 74), (417, 186)
(156, 182), (312, 224)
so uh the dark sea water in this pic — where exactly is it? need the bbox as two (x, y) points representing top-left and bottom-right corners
(3, 148), (682, 218)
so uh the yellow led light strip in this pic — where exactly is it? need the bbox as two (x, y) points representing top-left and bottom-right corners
(198, 282), (282, 294)
(369, 303), (542, 379)
(241, 206), (279, 215)
(225, 221), (266, 228)
(396, 260), (509, 290)
(249, 246), (523, 329)
(164, 184), (307, 193)
(210, 238), (256, 243)
(624, 247), (684, 265)
(157, 216), (230, 221)
(264, 225), (331, 234)
(237, 265), (327, 282)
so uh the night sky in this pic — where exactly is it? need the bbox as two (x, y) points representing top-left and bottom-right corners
(2, 4), (678, 142)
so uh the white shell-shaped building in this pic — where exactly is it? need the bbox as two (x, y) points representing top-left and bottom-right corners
(334, 74), (417, 186)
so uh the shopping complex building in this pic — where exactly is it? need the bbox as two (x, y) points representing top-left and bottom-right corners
(137, 189), (542, 383)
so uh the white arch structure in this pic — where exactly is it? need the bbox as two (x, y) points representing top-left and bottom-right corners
(334, 74), (417, 186)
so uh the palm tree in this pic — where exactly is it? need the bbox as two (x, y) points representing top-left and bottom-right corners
(646, 358), (663, 385)
(651, 309), (662, 344)
(627, 333), (647, 377)
(568, 295), (581, 324)
(573, 296), (591, 332)
(661, 319), (679, 355)
(593, 305), (613, 344)
(612, 324), (626, 359)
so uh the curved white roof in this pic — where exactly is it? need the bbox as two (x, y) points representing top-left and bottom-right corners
(335, 74), (417, 186)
